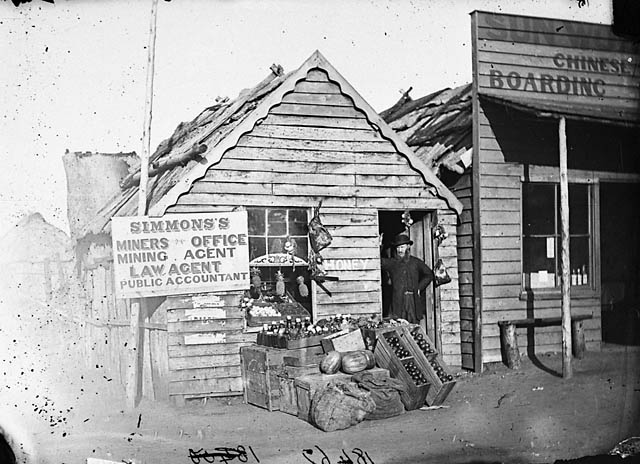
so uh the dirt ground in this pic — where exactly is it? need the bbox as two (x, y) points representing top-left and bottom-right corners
(2, 297), (639, 464)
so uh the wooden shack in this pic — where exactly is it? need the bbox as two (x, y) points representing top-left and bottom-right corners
(383, 12), (640, 371)
(78, 51), (464, 404)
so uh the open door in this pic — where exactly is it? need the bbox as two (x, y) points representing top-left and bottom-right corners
(378, 210), (439, 348)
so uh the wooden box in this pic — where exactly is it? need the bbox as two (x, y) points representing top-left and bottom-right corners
(286, 334), (326, 349)
(321, 329), (366, 353)
(240, 345), (287, 411)
(373, 329), (430, 411)
(361, 325), (413, 351)
(277, 364), (321, 416)
(399, 326), (456, 406)
(294, 372), (352, 423)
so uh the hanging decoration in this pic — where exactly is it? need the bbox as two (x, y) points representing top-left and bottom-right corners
(433, 224), (448, 246)
(401, 210), (414, 231)
(283, 236), (298, 270)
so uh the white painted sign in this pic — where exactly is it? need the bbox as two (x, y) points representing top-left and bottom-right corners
(112, 212), (249, 298)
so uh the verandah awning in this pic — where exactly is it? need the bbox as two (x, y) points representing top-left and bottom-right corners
(479, 93), (640, 127)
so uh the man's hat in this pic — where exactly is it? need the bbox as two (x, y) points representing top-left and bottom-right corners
(391, 234), (413, 247)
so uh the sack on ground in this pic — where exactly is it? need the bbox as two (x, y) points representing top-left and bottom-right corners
(352, 371), (406, 420)
(310, 380), (375, 432)
(434, 258), (452, 287)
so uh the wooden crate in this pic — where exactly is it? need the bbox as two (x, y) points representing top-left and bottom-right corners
(286, 334), (326, 349)
(294, 372), (353, 423)
(399, 326), (456, 406)
(321, 329), (366, 353)
(361, 326), (402, 351)
(277, 364), (321, 416)
(373, 329), (430, 411)
(240, 345), (325, 411)
(240, 345), (287, 411)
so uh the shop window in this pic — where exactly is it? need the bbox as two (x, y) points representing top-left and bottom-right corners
(522, 183), (592, 291)
(245, 208), (312, 325)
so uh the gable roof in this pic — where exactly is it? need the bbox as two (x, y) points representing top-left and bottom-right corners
(381, 83), (472, 176)
(83, 51), (462, 236)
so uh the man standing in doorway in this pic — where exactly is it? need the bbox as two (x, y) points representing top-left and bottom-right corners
(380, 233), (435, 324)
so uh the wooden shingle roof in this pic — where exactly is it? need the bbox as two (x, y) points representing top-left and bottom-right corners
(381, 83), (472, 176)
(83, 51), (464, 237)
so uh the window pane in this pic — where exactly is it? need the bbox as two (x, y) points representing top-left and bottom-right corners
(523, 236), (557, 288)
(289, 209), (308, 235)
(247, 209), (265, 235)
(569, 184), (589, 235)
(570, 236), (590, 286)
(249, 237), (266, 260)
(268, 237), (285, 254)
(268, 209), (287, 236)
(295, 238), (308, 260)
(523, 183), (555, 235)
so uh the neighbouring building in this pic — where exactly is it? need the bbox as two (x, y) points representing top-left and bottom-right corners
(383, 11), (640, 371)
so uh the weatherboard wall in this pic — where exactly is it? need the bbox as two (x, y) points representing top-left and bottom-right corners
(167, 68), (462, 367)
(469, 11), (640, 364)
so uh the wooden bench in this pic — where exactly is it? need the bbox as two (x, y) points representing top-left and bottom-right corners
(498, 314), (593, 369)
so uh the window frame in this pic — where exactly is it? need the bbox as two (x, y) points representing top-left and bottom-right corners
(519, 179), (598, 300)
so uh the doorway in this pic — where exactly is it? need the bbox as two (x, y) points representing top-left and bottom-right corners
(600, 182), (640, 345)
(378, 210), (439, 348)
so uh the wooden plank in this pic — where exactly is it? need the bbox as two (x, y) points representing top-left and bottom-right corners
(151, 329), (169, 401)
(225, 147), (357, 164)
(483, 260), (520, 275)
(314, 280), (380, 293)
(479, 163), (523, 177)
(165, 293), (242, 310)
(480, 175), (521, 188)
(190, 182), (272, 195)
(169, 353), (239, 370)
(481, 198), (520, 211)
(292, 81), (342, 94)
(281, 92), (354, 107)
(168, 343), (249, 357)
(321, 246), (380, 259)
(483, 236), (521, 249)
(480, 186), (520, 200)
(320, 215), (377, 226)
(356, 174), (429, 188)
(482, 249), (520, 262)
(269, 103), (366, 118)
(260, 114), (371, 130)
(175, 193), (356, 208)
(356, 197), (448, 210)
(481, 224), (521, 237)
(168, 331), (250, 347)
(251, 124), (381, 142)
(169, 365), (241, 381)
(168, 377), (243, 395)
(330, 236), (378, 248)
(237, 135), (396, 153)
(213, 157), (357, 174)
(315, 290), (379, 305)
(483, 273), (522, 286)
(477, 77), (640, 106)
(166, 319), (244, 333)
(305, 69), (330, 81)
(202, 170), (355, 187)
(315, 301), (380, 314)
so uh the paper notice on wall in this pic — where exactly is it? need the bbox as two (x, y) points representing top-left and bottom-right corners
(546, 237), (555, 259)
(537, 270), (549, 286)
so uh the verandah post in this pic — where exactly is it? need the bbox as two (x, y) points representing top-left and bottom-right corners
(559, 116), (572, 379)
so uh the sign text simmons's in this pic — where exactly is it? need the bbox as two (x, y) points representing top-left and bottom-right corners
(111, 212), (249, 298)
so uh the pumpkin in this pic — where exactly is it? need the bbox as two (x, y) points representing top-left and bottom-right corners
(341, 350), (375, 374)
(320, 351), (342, 374)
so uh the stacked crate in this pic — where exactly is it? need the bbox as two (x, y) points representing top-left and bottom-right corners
(400, 326), (456, 406)
(373, 329), (431, 410)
